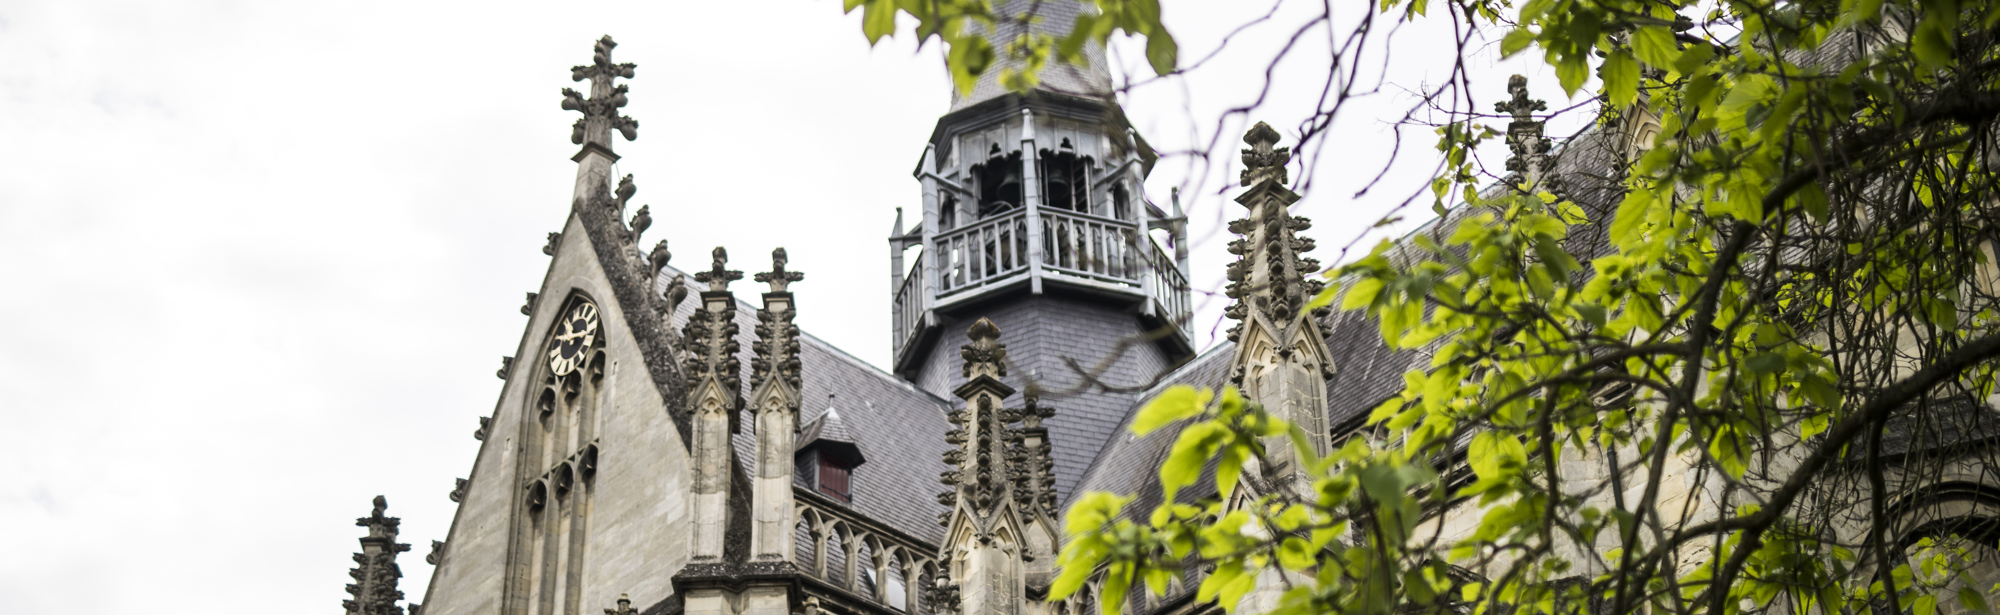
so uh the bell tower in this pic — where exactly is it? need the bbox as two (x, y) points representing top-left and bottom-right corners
(886, 0), (1193, 502)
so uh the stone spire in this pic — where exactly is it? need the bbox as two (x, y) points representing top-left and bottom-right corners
(1495, 75), (1562, 195)
(748, 248), (804, 562)
(682, 246), (742, 561)
(343, 496), (412, 615)
(1224, 122), (1333, 488)
(562, 35), (638, 154)
(936, 319), (1058, 615)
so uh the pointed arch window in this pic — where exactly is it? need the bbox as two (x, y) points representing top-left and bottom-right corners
(1039, 141), (1092, 213)
(971, 145), (1024, 217)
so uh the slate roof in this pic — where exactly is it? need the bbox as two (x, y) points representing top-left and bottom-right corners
(656, 265), (958, 546)
(949, 0), (1113, 112)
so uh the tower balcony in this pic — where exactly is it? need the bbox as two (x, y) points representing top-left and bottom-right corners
(890, 205), (1190, 376)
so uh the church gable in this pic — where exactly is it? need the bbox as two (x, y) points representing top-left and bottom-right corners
(423, 209), (697, 615)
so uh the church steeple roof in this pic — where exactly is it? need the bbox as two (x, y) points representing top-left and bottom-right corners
(948, 0), (1113, 112)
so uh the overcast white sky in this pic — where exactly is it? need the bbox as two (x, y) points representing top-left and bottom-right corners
(0, 1), (1589, 612)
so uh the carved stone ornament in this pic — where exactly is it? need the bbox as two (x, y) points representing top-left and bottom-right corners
(614, 174), (636, 215)
(343, 496), (411, 615)
(605, 593), (638, 615)
(959, 318), (1007, 380)
(664, 274), (688, 313)
(649, 240), (672, 276)
(449, 478), (467, 503)
(497, 356), (513, 380)
(1239, 121), (1291, 187)
(750, 248), (805, 411)
(752, 247), (805, 293)
(629, 204), (651, 243)
(521, 292), (538, 316)
(561, 36), (638, 146)
(693, 247), (744, 292)
(543, 232), (561, 256)
(474, 416), (491, 441)
(1494, 74), (1560, 194)
(425, 540), (445, 566)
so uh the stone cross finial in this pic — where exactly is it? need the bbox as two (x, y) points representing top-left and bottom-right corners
(1239, 121), (1291, 187)
(561, 36), (638, 147)
(605, 594), (637, 615)
(344, 495), (412, 615)
(693, 247), (743, 292)
(753, 248), (805, 293)
(959, 318), (1008, 380)
(1494, 75), (1556, 189)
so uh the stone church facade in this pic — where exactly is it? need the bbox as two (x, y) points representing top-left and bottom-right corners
(336, 8), (2000, 615)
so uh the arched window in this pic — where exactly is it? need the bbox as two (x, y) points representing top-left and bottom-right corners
(1110, 182), (1131, 220)
(1039, 143), (1092, 213)
(940, 193), (960, 230)
(857, 539), (879, 596)
(825, 525), (849, 587)
(971, 145), (1024, 217)
(885, 554), (909, 611)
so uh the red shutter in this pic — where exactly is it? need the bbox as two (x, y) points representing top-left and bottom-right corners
(819, 461), (851, 502)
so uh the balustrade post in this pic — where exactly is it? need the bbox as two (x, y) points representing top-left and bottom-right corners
(1020, 109), (1045, 294)
(919, 146), (941, 329)
(1128, 129), (1157, 317)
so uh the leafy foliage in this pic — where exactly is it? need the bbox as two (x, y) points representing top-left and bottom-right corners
(838, 0), (1175, 95)
(1034, 1), (2000, 615)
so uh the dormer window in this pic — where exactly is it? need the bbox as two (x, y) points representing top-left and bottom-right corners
(817, 455), (853, 502)
(796, 407), (868, 505)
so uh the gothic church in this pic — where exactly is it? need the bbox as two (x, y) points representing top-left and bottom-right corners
(332, 7), (2000, 615)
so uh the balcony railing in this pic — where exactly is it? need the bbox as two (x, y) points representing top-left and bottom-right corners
(1039, 208), (1140, 285)
(892, 204), (1194, 371)
(935, 209), (1030, 296)
(891, 259), (925, 356)
(1148, 242), (1190, 331)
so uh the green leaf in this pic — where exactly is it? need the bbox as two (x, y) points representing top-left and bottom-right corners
(859, 0), (896, 44)
(1913, 20), (1955, 68)
(1959, 587), (1992, 614)
(1602, 50), (1639, 108)
(1134, 385), (1206, 435)
(1501, 28), (1538, 58)
(1145, 29), (1178, 76)
(1556, 54), (1589, 97)
(1633, 26), (1679, 69)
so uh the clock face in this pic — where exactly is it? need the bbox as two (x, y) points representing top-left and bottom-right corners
(547, 302), (599, 376)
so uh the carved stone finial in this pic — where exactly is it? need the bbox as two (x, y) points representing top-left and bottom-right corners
(1494, 75), (1558, 191)
(344, 496), (411, 615)
(753, 247), (805, 293)
(649, 240), (672, 276)
(629, 205), (651, 243)
(692, 247), (744, 292)
(614, 174), (636, 212)
(543, 232), (562, 256)
(750, 253), (805, 408)
(664, 274), (688, 313)
(1222, 124), (1334, 488)
(605, 594), (638, 615)
(1239, 121), (1291, 187)
(960, 318), (1007, 381)
(562, 36), (638, 147)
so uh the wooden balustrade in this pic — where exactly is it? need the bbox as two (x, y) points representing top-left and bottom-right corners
(891, 259), (925, 355)
(934, 210), (1031, 296)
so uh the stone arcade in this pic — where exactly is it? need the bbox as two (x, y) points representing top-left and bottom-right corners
(335, 7), (2000, 615)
